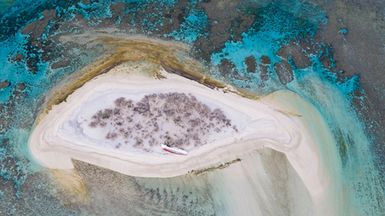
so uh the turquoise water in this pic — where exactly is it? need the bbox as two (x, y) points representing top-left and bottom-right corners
(0, 0), (384, 215)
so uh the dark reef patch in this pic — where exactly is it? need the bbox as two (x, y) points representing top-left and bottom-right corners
(277, 42), (311, 69)
(245, 56), (257, 73)
(274, 60), (293, 85)
(0, 80), (10, 89)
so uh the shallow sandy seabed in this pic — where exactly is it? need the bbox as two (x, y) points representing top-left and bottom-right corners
(29, 62), (338, 215)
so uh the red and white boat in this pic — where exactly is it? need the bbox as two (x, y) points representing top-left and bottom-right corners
(161, 144), (188, 155)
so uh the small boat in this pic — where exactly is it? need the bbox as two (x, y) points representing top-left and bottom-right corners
(161, 144), (188, 155)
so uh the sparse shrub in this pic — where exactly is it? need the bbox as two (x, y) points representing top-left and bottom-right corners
(86, 92), (237, 152)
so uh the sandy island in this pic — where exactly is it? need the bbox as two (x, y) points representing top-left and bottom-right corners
(28, 61), (335, 211)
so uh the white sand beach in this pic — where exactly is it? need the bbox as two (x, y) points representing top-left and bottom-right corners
(29, 63), (335, 213)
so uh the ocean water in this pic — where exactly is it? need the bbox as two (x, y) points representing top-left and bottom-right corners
(0, 0), (384, 215)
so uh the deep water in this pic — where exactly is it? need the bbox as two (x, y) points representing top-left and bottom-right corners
(0, 0), (384, 215)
